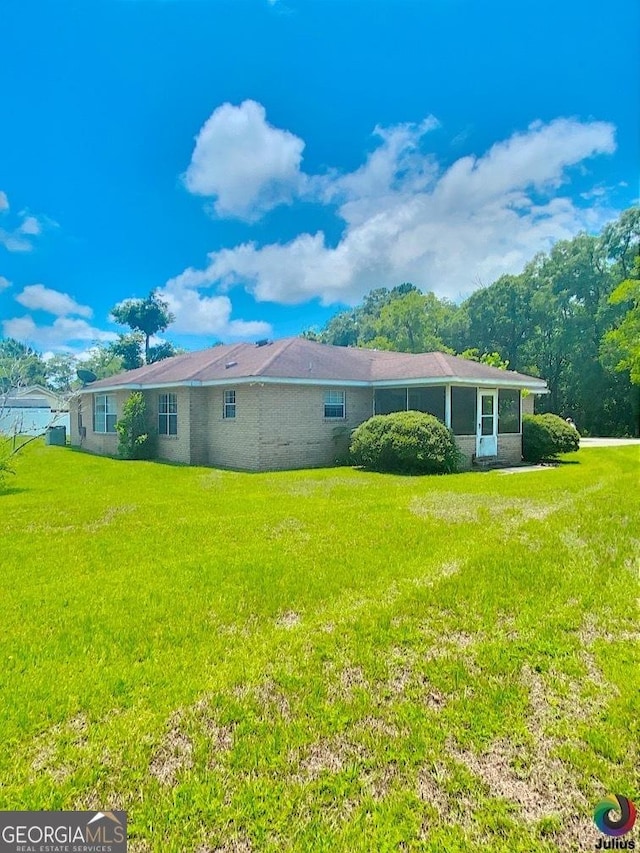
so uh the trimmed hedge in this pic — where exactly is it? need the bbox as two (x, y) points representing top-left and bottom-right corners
(522, 413), (580, 463)
(350, 411), (460, 474)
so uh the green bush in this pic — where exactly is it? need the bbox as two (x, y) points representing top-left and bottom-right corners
(522, 413), (580, 463)
(116, 392), (155, 460)
(350, 411), (461, 474)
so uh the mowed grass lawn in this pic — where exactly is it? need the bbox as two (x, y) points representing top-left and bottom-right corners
(1, 442), (639, 852)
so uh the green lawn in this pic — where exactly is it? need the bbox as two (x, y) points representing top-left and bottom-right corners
(1, 442), (638, 852)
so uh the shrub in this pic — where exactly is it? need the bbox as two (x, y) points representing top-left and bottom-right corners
(350, 411), (460, 474)
(116, 392), (155, 460)
(522, 413), (580, 463)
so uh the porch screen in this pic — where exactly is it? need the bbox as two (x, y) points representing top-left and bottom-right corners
(451, 387), (476, 435)
(498, 389), (520, 433)
(374, 388), (406, 415)
(408, 386), (445, 421)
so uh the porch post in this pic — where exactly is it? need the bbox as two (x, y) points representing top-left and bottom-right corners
(445, 385), (451, 428)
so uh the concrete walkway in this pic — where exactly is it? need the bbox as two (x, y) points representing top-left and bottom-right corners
(578, 437), (640, 447)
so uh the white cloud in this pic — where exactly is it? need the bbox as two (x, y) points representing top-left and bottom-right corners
(0, 191), (8, 212)
(159, 277), (272, 339)
(19, 215), (42, 236)
(2, 315), (117, 351)
(183, 99), (305, 221)
(15, 284), (93, 318)
(172, 115), (617, 304)
(0, 275), (10, 291)
(0, 230), (32, 252)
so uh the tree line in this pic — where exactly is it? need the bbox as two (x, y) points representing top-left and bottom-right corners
(0, 290), (181, 394)
(1, 209), (638, 435)
(303, 208), (639, 436)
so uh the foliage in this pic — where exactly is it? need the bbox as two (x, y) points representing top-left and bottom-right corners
(110, 332), (145, 371)
(1, 443), (638, 850)
(0, 338), (48, 391)
(77, 344), (124, 380)
(115, 391), (155, 459)
(459, 348), (509, 369)
(601, 257), (640, 385)
(522, 413), (580, 463)
(350, 410), (460, 474)
(147, 341), (184, 363)
(304, 207), (640, 436)
(111, 289), (175, 362)
(45, 353), (78, 392)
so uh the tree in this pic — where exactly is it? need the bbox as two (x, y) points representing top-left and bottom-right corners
(77, 344), (124, 380)
(111, 289), (175, 363)
(147, 342), (184, 363)
(116, 392), (154, 460)
(109, 333), (144, 371)
(45, 354), (78, 393)
(0, 339), (48, 391)
(601, 258), (640, 385)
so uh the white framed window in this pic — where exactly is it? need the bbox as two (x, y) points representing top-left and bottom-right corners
(94, 394), (117, 433)
(223, 389), (236, 419)
(158, 393), (178, 436)
(324, 389), (345, 419)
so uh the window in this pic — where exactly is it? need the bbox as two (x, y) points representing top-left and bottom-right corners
(451, 387), (477, 435)
(408, 386), (446, 421)
(158, 393), (178, 435)
(324, 389), (345, 419)
(481, 394), (494, 435)
(223, 389), (236, 419)
(94, 394), (117, 433)
(498, 389), (521, 433)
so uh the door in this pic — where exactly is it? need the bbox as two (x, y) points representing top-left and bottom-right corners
(476, 389), (497, 457)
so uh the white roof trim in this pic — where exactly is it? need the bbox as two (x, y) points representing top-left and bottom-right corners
(82, 374), (548, 394)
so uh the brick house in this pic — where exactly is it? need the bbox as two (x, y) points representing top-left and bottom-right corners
(69, 337), (547, 470)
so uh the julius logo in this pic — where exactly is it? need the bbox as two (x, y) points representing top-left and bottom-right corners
(594, 795), (637, 849)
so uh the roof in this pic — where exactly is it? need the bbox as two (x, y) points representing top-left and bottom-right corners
(3, 395), (52, 409)
(85, 338), (548, 392)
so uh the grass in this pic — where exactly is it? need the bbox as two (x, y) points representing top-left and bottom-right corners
(0, 441), (639, 852)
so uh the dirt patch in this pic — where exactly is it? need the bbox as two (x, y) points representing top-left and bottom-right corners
(84, 505), (137, 532)
(263, 518), (310, 542)
(201, 836), (253, 853)
(149, 725), (193, 786)
(409, 493), (560, 526)
(293, 735), (367, 781)
(31, 712), (89, 782)
(275, 611), (300, 629)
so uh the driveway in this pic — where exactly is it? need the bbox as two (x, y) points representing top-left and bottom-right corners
(579, 437), (640, 447)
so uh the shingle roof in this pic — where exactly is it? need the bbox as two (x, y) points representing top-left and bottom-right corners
(86, 337), (547, 390)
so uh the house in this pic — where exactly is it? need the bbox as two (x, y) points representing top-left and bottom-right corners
(69, 337), (548, 470)
(0, 385), (70, 437)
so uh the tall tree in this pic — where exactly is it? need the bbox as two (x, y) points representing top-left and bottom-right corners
(111, 289), (175, 362)
(0, 339), (48, 391)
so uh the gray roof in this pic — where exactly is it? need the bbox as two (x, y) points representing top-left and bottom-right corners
(86, 338), (547, 391)
(3, 396), (52, 409)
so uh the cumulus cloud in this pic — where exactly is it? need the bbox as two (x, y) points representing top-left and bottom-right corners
(0, 275), (10, 291)
(173, 114), (616, 304)
(2, 315), (117, 351)
(15, 284), (93, 318)
(183, 99), (305, 221)
(159, 277), (272, 339)
(0, 199), (45, 252)
(18, 216), (42, 236)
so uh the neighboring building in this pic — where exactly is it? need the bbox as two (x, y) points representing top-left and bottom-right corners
(69, 337), (547, 470)
(0, 386), (70, 437)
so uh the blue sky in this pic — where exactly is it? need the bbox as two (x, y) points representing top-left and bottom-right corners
(0, 0), (638, 357)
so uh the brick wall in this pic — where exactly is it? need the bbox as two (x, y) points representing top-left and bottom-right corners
(454, 436), (476, 469)
(254, 384), (373, 471)
(522, 394), (535, 416)
(497, 433), (522, 464)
